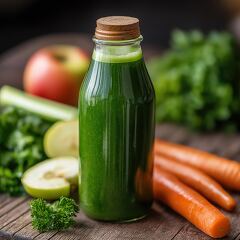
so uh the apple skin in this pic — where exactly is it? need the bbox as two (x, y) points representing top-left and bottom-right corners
(23, 181), (70, 200)
(23, 45), (89, 106)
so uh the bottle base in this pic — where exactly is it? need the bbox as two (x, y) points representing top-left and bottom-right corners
(82, 209), (150, 223)
(116, 213), (148, 223)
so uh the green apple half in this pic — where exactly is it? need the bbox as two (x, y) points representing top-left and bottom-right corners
(22, 157), (78, 200)
(44, 120), (79, 158)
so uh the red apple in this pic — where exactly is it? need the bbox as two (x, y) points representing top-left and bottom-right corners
(23, 45), (89, 106)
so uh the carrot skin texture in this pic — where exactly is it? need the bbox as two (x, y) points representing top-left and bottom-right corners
(154, 154), (236, 211)
(153, 167), (230, 238)
(154, 139), (240, 190)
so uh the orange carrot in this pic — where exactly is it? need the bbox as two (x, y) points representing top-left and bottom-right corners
(154, 139), (240, 190)
(153, 166), (230, 238)
(154, 154), (236, 211)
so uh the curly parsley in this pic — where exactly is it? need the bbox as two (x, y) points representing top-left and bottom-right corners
(30, 197), (79, 232)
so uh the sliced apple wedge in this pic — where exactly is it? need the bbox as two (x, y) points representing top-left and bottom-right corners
(22, 157), (78, 200)
(44, 120), (79, 158)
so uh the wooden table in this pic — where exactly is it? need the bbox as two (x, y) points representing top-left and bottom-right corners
(0, 124), (240, 240)
(0, 34), (240, 240)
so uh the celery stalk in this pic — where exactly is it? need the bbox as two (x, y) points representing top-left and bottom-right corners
(0, 86), (78, 121)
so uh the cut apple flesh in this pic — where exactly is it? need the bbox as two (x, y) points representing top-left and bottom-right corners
(44, 120), (79, 158)
(22, 157), (78, 200)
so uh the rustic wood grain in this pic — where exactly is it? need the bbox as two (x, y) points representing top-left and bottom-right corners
(48, 207), (185, 240)
(0, 200), (29, 230)
(0, 197), (27, 217)
(0, 125), (239, 239)
(14, 222), (57, 240)
(1, 212), (31, 238)
(0, 195), (13, 209)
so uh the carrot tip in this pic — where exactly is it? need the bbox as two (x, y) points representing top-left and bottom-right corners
(208, 216), (230, 238)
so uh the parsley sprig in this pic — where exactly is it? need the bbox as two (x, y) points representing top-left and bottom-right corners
(30, 197), (79, 232)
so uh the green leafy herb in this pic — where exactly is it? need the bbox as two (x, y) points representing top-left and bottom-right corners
(148, 30), (240, 131)
(30, 197), (79, 232)
(0, 106), (52, 195)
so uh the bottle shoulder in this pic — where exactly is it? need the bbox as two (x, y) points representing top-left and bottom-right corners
(80, 59), (155, 103)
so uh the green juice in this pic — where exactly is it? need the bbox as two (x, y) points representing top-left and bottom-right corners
(79, 37), (155, 221)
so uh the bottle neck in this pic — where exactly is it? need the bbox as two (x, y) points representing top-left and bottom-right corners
(92, 36), (143, 63)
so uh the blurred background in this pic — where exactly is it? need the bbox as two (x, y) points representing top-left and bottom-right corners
(0, 0), (240, 53)
(1, 0), (240, 131)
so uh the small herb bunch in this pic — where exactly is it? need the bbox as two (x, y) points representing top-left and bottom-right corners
(0, 106), (52, 195)
(30, 197), (79, 232)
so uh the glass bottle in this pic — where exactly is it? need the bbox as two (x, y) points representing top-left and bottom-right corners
(79, 16), (155, 222)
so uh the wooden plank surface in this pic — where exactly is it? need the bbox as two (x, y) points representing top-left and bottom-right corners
(0, 124), (240, 240)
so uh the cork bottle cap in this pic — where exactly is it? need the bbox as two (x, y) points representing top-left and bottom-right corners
(95, 16), (140, 41)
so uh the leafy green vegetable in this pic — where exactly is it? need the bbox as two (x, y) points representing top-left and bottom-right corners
(0, 106), (52, 195)
(148, 30), (240, 131)
(30, 197), (79, 232)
